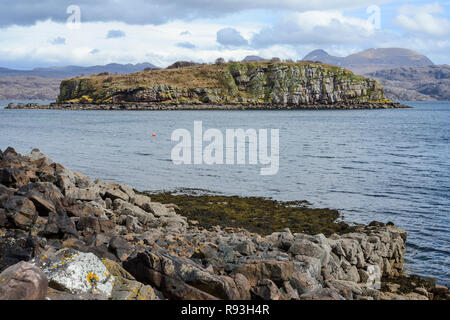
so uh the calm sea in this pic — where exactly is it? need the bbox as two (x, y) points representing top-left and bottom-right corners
(0, 101), (449, 285)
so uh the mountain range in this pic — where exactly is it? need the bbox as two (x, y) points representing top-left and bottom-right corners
(366, 65), (450, 101)
(302, 48), (434, 75)
(0, 50), (448, 102)
(0, 62), (157, 79)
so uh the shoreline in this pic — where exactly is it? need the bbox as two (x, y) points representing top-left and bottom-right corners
(5, 101), (412, 111)
(0, 147), (447, 300)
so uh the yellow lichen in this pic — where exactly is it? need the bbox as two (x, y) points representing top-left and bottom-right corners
(1, 278), (5, 282)
(87, 272), (99, 285)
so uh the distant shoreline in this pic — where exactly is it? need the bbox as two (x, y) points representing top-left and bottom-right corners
(5, 101), (412, 110)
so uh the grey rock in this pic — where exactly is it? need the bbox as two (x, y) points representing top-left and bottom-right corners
(0, 261), (48, 300)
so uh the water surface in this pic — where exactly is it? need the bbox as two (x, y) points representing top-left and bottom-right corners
(0, 101), (448, 285)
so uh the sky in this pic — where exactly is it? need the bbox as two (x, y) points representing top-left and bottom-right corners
(0, 0), (449, 69)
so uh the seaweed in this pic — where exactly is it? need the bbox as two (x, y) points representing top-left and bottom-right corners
(148, 191), (356, 236)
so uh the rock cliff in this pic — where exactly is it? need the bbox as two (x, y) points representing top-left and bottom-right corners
(52, 62), (396, 109)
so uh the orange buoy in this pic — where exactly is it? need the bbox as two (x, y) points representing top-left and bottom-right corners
(152, 132), (156, 136)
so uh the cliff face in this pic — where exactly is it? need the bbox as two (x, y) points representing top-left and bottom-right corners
(57, 62), (389, 107)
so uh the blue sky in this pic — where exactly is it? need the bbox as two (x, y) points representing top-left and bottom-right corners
(0, 0), (448, 69)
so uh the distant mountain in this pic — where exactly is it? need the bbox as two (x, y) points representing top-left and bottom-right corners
(242, 55), (265, 62)
(0, 76), (61, 100)
(0, 62), (158, 79)
(303, 48), (434, 75)
(366, 65), (450, 101)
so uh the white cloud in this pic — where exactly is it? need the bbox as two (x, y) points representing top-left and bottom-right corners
(395, 3), (450, 36)
(217, 28), (249, 46)
(0, 0), (399, 27)
(0, 20), (261, 68)
(251, 11), (377, 47)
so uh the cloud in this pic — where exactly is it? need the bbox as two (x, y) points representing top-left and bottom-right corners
(50, 37), (66, 45)
(251, 11), (376, 48)
(90, 48), (100, 54)
(106, 29), (126, 38)
(217, 28), (248, 46)
(0, 0), (397, 27)
(180, 30), (191, 36)
(395, 3), (450, 37)
(176, 41), (196, 49)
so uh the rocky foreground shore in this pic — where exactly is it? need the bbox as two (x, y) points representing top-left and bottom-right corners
(0, 147), (447, 300)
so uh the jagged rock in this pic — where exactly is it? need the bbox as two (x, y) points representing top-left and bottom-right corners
(108, 236), (132, 261)
(113, 199), (155, 225)
(234, 260), (294, 286)
(32, 249), (115, 297)
(132, 193), (151, 208)
(105, 187), (129, 202)
(123, 250), (240, 300)
(0, 232), (46, 272)
(145, 202), (171, 217)
(294, 255), (322, 280)
(325, 279), (364, 300)
(77, 216), (115, 234)
(300, 288), (345, 300)
(2, 196), (37, 230)
(66, 202), (104, 218)
(0, 261), (48, 300)
(25, 149), (53, 166)
(289, 238), (330, 265)
(65, 186), (99, 201)
(46, 287), (107, 300)
(380, 291), (428, 300)
(281, 281), (300, 300)
(0, 167), (30, 188)
(42, 210), (79, 239)
(101, 259), (159, 300)
(251, 279), (284, 300)
(289, 270), (321, 295)
(232, 273), (252, 300)
(235, 240), (256, 256)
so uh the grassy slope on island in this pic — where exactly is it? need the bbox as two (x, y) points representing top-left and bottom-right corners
(57, 61), (390, 106)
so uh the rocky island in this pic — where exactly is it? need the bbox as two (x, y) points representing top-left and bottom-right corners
(6, 61), (409, 110)
(0, 147), (447, 300)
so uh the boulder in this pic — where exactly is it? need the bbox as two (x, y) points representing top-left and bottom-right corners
(289, 270), (321, 295)
(123, 250), (240, 300)
(108, 236), (132, 261)
(32, 249), (115, 297)
(101, 259), (159, 300)
(232, 273), (252, 300)
(0, 232), (45, 272)
(25, 149), (53, 164)
(0, 261), (48, 300)
(300, 288), (345, 300)
(42, 210), (79, 239)
(289, 238), (329, 265)
(0, 167), (30, 188)
(65, 186), (99, 201)
(2, 196), (37, 230)
(77, 216), (115, 234)
(234, 260), (294, 286)
(113, 199), (155, 225)
(251, 279), (284, 300)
